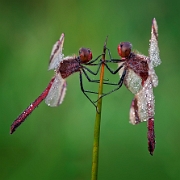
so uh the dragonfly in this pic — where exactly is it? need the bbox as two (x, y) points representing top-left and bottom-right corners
(101, 18), (161, 155)
(10, 33), (103, 134)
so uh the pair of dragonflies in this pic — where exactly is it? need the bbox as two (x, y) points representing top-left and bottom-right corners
(10, 18), (161, 155)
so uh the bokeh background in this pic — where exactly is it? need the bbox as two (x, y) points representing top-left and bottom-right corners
(1, 0), (180, 179)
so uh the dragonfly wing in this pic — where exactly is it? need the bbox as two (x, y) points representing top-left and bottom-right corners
(148, 66), (159, 87)
(45, 73), (67, 107)
(148, 18), (161, 87)
(129, 77), (154, 124)
(149, 18), (161, 68)
(123, 68), (143, 95)
(48, 33), (65, 70)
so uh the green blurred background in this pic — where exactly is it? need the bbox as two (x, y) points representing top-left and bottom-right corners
(1, 0), (180, 179)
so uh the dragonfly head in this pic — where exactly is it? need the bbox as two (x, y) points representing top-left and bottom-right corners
(79, 48), (92, 63)
(117, 42), (132, 59)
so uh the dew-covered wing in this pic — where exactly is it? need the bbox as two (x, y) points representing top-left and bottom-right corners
(123, 68), (143, 95)
(48, 33), (65, 70)
(45, 73), (67, 107)
(129, 77), (155, 125)
(149, 18), (161, 68)
(148, 18), (161, 87)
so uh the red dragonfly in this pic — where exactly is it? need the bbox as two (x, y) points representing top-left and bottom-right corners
(10, 33), (102, 134)
(102, 18), (161, 155)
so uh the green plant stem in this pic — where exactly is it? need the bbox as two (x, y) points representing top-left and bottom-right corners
(91, 38), (107, 180)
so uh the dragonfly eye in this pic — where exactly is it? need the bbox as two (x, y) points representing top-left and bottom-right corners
(118, 42), (132, 58)
(87, 48), (92, 61)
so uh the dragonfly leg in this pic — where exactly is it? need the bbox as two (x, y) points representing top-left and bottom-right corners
(82, 63), (109, 83)
(79, 71), (98, 108)
(84, 54), (103, 65)
(94, 69), (126, 103)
